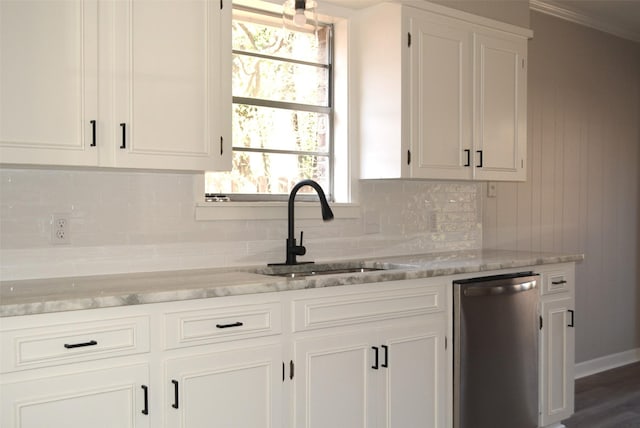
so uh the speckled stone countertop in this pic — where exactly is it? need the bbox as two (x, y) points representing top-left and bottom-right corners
(0, 249), (584, 317)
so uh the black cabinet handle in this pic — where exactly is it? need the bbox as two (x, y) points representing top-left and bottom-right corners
(141, 385), (149, 415)
(381, 345), (389, 368)
(172, 380), (179, 409)
(120, 123), (126, 149)
(216, 321), (243, 329)
(371, 346), (379, 370)
(568, 309), (575, 327)
(90, 120), (97, 147)
(289, 360), (294, 380)
(220, 136), (224, 155)
(64, 340), (97, 349)
(464, 149), (471, 167)
(552, 280), (568, 285)
(476, 150), (483, 167)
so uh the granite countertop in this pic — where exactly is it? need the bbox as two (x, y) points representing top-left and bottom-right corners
(0, 249), (584, 317)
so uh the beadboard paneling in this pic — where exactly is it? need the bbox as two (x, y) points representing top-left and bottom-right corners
(483, 11), (640, 363)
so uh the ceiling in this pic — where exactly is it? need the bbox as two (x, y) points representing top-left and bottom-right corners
(322, 0), (640, 43)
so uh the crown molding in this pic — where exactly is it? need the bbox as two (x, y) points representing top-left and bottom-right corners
(530, 0), (640, 43)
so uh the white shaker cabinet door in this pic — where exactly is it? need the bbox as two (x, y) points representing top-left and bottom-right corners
(112, 0), (231, 171)
(164, 344), (283, 428)
(409, 10), (472, 180)
(0, 0), (99, 166)
(473, 32), (528, 181)
(540, 295), (575, 426)
(379, 319), (447, 428)
(292, 329), (378, 428)
(0, 364), (150, 428)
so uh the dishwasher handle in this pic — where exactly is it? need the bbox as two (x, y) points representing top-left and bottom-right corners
(463, 280), (537, 297)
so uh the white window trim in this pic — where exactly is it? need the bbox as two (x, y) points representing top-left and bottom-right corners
(195, 0), (359, 221)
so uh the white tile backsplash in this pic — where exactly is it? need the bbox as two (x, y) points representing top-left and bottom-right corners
(0, 169), (482, 280)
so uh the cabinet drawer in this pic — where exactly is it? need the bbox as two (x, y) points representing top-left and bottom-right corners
(164, 302), (281, 349)
(542, 271), (571, 296)
(1, 315), (150, 373)
(292, 283), (445, 332)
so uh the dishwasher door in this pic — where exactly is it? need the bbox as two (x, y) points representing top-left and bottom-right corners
(453, 272), (539, 428)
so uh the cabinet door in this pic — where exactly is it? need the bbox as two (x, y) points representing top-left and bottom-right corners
(0, 364), (149, 428)
(113, 0), (231, 171)
(0, 0), (99, 166)
(473, 32), (527, 181)
(165, 344), (282, 428)
(378, 318), (447, 428)
(540, 296), (575, 426)
(408, 10), (472, 180)
(293, 330), (377, 428)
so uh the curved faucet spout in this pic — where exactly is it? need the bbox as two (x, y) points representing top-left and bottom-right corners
(284, 179), (334, 265)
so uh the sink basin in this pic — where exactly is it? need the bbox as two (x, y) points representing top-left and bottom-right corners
(254, 263), (390, 279)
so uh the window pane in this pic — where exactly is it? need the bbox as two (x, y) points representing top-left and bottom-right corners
(233, 54), (328, 106)
(206, 152), (330, 195)
(233, 104), (329, 152)
(233, 11), (330, 65)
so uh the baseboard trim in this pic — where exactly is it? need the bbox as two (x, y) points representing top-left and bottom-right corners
(575, 348), (640, 379)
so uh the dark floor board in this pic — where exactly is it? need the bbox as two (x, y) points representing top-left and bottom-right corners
(564, 362), (640, 428)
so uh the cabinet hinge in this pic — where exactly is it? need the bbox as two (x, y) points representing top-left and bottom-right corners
(407, 149), (411, 165)
(220, 136), (224, 155)
(407, 32), (411, 47)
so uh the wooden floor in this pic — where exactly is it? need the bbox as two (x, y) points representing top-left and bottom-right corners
(564, 362), (640, 427)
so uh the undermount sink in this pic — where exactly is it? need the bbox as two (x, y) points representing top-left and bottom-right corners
(254, 263), (391, 279)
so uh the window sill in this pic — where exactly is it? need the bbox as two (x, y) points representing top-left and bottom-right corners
(195, 202), (361, 221)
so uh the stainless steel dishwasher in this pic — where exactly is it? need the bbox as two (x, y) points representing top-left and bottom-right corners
(453, 272), (540, 428)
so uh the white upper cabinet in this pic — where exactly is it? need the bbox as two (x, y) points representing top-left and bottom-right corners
(112, 0), (231, 171)
(0, 0), (99, 166)
(0, 0), (231, 172)
(356, 2), (532, 181)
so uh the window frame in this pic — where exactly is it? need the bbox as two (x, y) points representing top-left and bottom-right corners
(208, 4), (336, 202)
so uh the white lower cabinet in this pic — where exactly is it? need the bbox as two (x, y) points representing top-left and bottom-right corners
(539, 265), (575, 427)
(294, 314), (447, 428)
(164, 344), (283, 428)
(289, 279), (449, 428)
(0, 264), (577, 428)
(1, 363), (150, 428)
(292, 328), (377, 428)
(380, 320), (447, 428)
(291, 318), (447, 428)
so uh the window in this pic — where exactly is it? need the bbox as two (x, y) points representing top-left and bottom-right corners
(206, 5), (333, 200)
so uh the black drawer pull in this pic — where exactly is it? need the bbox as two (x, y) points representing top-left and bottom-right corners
(381, 344), (389, 368)
(172, 380), (179, 409)
(64, 340), (97, 349)
(568, 309), (575, 328)
(90, 120), (97, 147)
(463, 149), (471, 167)
(141, 385), (149, 415)
(476, 150), (483, 167)
(371, 346), (379, 370)
(216, 321), (244, 329)
(120, 123), (126, 149)
(552, 280), (567, 285)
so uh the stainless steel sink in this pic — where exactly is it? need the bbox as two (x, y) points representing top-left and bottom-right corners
(254, 263), (390, 279)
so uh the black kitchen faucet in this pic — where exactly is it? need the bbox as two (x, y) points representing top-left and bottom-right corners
(271, 179), (334, 266)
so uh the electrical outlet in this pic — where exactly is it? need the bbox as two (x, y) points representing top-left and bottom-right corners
(487, 182), (497, 198)
(51, 213), (71, 244)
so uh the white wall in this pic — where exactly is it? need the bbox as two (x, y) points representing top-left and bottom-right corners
(0, 171), (481, 280)
(483, 11), (640, 363)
